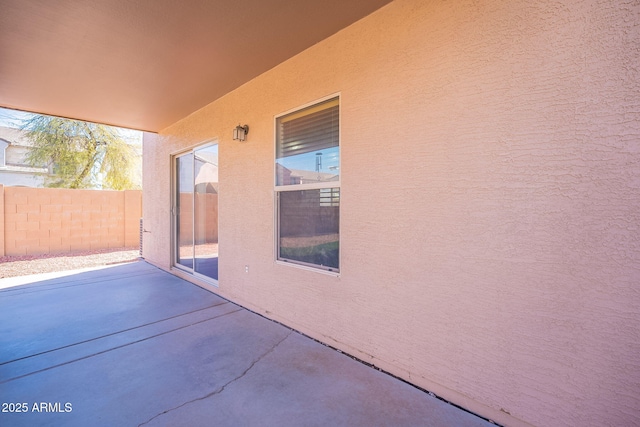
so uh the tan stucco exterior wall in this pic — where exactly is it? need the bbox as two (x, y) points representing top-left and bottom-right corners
(2, 187), (141, 255)
(142, 0), (640, 425)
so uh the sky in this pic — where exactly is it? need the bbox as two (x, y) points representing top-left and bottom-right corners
(277, 147), (339, 174)
(0, 106), (142, 144)
(0, 107), (32, 128)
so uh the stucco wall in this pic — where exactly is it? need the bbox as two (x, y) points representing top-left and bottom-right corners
(5, 145), (30, 165)
(142, 0), (640, 425)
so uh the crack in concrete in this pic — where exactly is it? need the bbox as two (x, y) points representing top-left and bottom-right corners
(137, 330), (292, 427)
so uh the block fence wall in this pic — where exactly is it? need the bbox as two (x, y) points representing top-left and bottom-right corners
(0, 185), (142, 257)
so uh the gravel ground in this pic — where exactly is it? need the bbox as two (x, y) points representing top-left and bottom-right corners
(0, 248), (141, 279)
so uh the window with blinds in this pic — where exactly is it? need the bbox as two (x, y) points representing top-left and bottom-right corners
(276, 97), (339, 186)
(275, 96), (340, 272)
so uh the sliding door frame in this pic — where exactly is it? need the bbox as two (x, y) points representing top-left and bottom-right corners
(170, 141), (219, 286)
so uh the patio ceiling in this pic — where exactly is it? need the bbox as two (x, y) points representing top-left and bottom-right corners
(0, 0), (392, 132)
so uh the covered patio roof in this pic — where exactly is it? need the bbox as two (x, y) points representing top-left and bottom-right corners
(0, 261), (493, 426)
(0, 0), (392, 132)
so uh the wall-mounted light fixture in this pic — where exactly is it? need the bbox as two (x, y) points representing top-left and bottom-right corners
(233, 124), (249, 141)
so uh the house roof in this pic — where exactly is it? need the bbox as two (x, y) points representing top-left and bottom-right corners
(288, 169), (339, 184)
(0, 0), (391, 133)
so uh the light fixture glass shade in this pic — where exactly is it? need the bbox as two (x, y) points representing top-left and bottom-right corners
(233, 124), (248, 141)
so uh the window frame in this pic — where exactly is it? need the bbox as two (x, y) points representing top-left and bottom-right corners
(274, 94), (341, 275)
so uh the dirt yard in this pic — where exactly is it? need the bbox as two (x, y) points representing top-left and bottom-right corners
(0, 248), (141, 279)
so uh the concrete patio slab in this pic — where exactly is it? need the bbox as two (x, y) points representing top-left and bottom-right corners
(0, 261), (494, 426)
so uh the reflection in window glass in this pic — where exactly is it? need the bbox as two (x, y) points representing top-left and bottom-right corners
(174, 144), (219, 282)
(176, 153), (194, 269)
(193, 145), (218, 280)
(276, 98), (339, 186)
(276, 96), (340, 272)
(278, 189), (339, 271)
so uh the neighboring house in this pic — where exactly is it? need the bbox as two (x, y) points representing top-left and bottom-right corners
(0, 126), (48, 187)
(0, 125), (142, 189)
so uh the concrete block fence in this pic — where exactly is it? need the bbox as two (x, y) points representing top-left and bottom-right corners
(0, 185), (141, 257)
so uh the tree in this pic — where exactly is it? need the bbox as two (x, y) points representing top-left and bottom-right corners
(22, 115), (140, 190)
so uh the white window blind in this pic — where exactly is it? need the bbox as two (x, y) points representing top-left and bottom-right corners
(277, 98), (339, 159)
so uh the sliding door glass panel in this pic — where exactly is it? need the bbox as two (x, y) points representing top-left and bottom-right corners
(176, 153), (194, 269)
(194, 145), (219, 280)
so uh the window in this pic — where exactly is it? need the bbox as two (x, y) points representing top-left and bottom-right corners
(0, 140), (7, 168)
(275, 97), (340, 272)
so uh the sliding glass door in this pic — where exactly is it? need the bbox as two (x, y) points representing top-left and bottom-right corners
(174, 144), (219, 282)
